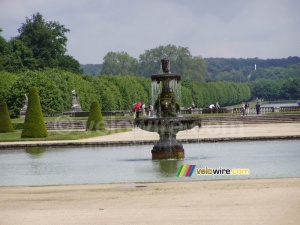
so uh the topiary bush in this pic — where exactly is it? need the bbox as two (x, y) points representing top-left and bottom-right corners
(86, 100), (105, 131)
(0, 101), (14, 133)
(21, 86), (48, 138)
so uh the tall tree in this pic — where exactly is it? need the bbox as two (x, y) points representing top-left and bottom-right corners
(0, 28), (11, 71)
(14, 12), (81, 73)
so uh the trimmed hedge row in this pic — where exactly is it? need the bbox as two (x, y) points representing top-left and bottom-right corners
(0, 69), (252, 117)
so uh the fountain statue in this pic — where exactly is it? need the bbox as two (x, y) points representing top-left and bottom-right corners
(71, 90), (82, 112)
(20, 94), (28, 118)
(136, 59), (201, 160)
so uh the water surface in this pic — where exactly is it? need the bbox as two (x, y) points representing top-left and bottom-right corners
(0, 140), (299, 186)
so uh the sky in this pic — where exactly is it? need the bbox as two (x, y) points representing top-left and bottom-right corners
(1, 0), (300, 64)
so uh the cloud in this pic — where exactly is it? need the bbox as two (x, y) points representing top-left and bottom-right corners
(1, 0), (300, 64)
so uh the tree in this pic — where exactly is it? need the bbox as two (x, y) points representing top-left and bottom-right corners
(281, 78), (300, 100)
(250, 79), (281, 100)
(15, 12), (81, 72)
(139, 45), (190, 76)
(0, 71), (18, 102)
(86, 100), (105, 131)
(58, 55), (83, 74)
(139, 45), (206, 80)
(21, 86), (48, 138)
(81, 64), (102, 76)
(0, 29), (12, 72)
(101, 51), (138, 75)
(181, 86), (193, 107)
(0, 101), (14, 133)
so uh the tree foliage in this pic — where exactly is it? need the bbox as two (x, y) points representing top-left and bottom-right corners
(3, 68), (298, 115)
(6, 70), (64, 117)
(0, 13), (82, 73)
(249, 78), (300, 100)
(138, 45), (206, 81)
(101, 51), (138, 75)
(17, 13), (69, 69)
(81, 64), (102, 76)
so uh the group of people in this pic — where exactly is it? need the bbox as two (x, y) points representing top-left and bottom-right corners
(208, 102), (220, 113)
(132, 102), (154, 119)
(241, 102), (261, 115)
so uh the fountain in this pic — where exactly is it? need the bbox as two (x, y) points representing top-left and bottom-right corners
(136, 59), (201, 160)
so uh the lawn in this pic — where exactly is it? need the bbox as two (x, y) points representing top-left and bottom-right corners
(0, 128), (131, 142)
(11, 115), (133, 123)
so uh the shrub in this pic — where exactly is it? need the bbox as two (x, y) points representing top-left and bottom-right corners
(13, 123), (23, 130)
(0, 101), (14, 133)
(21, 87), (48, 138)
(86, 100), (105, 131)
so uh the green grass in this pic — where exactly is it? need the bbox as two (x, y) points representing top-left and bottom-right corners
(0, 128), (131, 142)
(11, 115), (134, 123)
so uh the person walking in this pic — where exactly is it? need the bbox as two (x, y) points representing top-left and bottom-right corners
(142, 103), (146, 117)
(148, 104), (153, 117)
(245, 102), (249, 115)
(216, 101), (220, 113)
(191, 102), (195, 109)
(241, 102), (245, 116)
(209, 104), (215, 113)
(255, 102), (261, 115)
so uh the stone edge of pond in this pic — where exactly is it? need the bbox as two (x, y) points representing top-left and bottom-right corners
(0, 135), (300, 149)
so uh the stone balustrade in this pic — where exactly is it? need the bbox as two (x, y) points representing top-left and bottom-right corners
(280, 106), (300, 112)
(41, 106), (300, 117)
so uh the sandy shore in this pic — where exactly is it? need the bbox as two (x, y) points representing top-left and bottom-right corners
(0, 178), (299, 225)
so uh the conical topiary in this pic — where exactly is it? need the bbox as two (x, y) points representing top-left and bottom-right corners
(0, 101), (14, 133)
(21, 87), (48, 138)
(86, 100), (105, 131)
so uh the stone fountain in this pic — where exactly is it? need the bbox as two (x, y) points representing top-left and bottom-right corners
(136, 59), (201, 160)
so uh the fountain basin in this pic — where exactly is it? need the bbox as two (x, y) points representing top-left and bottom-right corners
(136, 117), (201, 159)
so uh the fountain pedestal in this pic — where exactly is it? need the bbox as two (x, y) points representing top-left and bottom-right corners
(152, 123), (184, 159)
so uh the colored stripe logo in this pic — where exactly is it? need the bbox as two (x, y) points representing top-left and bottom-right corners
(176, 164), (196, 177)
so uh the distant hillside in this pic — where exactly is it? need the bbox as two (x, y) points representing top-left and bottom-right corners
(205, 56), (300, 79)
(81, 57), (300, 80)
(80, 64), (102, 76)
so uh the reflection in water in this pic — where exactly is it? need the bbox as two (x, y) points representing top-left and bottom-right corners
(153, 159), (181, 177)
(25, 148), (47, 175)
(25, 148), (47, 157)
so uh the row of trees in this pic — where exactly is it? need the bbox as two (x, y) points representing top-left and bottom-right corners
(84, 53), (300, 83)
(0, 69), (252, 117)
(250, 78), (300, 101)
(101, 45), (207, 81)
(205, 57), (300, 80)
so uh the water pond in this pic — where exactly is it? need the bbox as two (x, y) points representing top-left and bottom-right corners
(0, 140), (299, 186)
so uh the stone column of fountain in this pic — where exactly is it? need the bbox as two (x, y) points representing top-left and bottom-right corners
(136, 59), (201, 160)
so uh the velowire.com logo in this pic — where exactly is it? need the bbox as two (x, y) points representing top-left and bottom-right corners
(176, 164), (250, 177)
